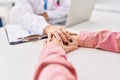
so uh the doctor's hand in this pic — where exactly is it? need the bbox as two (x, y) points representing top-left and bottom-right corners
(44, 25), (76, 45)
(44, 35), (78, 53)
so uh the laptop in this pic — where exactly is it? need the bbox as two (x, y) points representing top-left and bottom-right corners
(65, 0), (96, 27)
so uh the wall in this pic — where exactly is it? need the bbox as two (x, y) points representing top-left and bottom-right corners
(0, 0), (14, 26)
(95, 0), (120, 12)
(97, 0), (120, 4)
(0, 0), (14, 2)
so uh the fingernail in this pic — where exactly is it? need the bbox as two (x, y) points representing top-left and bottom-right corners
(49, 39), (51, 41)
(70, 39), (73, 42)
(64, 42), (68, 45)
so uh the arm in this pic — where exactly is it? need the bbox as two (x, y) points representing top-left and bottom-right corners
(78, 30), (120, 53)
(34, 46), (77, 80)
(10, 0), (73, 43)
(9, 0), (49, 34)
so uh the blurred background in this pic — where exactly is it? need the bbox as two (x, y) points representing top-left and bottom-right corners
(0, 0), (14, 27)
(0, 0), (120, 27)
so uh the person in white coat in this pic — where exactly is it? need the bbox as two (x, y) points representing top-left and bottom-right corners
(9, 0), (71, 45)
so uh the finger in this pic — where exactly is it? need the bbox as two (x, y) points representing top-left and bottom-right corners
(70, 32), (78, 35)
(48, 32), (53, 41)
(61, 28), (70, 40)
(45, 39), (47, 43)
(57, 29), (69, 45)
(51, 35), (55, 41)
(43, 40), (47, 46)
(46, 38), (51, 44)
(43, 39), (47, 48)
(53, 31), (62, 42)
(68, 39), (78, 46)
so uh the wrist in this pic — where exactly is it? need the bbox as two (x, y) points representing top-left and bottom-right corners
(44, 25), (50, 34)
(44, 25), (53, 35)
(41, 12), (48, 20)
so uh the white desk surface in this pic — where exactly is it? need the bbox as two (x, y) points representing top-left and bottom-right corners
(0, 10), (120, 80)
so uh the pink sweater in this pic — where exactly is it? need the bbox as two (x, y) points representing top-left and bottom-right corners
(34, 46), (77, 80)
(79, 30), (120, 53)
(33, 30), (120, 80)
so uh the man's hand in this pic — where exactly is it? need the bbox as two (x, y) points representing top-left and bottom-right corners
(44, 25), (76, 45)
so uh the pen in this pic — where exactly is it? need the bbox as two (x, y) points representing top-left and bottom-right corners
(17, 34), (48, 42)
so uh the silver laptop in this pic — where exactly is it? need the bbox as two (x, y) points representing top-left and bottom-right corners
(65, 0), (96, 27)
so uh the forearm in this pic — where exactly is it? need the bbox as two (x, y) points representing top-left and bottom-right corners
(34, 46), (77, 80)
(19, 13), (49, 34)
(78, 31), (99, 48)
(78, 30), (120, 53)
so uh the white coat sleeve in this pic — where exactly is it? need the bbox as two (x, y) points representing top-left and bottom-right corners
(11, 0), (49, 34)
(46, 0), (70, 19)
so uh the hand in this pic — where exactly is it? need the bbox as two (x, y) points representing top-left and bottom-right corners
(44, 25), (76, 45)
(68, 34), (79, 48)
(44, 34), (79, 53)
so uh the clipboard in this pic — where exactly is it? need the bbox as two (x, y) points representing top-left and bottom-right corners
(5, 24), (47, 45)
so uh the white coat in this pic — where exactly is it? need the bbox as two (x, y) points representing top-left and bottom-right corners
(9, 0), (70, 34)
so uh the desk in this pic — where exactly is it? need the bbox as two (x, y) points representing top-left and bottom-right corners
(0, 10), (120, 80)
(0, 27), (43, 80)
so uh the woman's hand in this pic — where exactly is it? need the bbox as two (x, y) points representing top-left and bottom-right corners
(44, 25), (76, 45)
(44, 34), (79, 53)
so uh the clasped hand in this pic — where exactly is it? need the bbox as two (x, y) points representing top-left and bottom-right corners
(44, 25), (79, 53)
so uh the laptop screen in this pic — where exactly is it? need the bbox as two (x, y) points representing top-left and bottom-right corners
(65, 0), (96, 27)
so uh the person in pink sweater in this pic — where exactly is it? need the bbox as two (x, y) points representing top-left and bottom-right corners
(53, 30), (120, 53)
(33, 35), (78, 80)
(34, 30), (120, 80)
(77, 30), (120, 53)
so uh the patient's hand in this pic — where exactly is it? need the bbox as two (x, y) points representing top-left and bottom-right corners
(44, 34), (79, 53)
(68, 34), (79, 48)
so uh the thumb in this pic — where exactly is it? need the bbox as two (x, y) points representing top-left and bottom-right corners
(64, 46), (78, 53)
(48, 32), (53, 41)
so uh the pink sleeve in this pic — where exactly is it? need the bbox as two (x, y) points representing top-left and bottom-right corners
(78, 30), (120, 53)
(33, 46), (77, 80)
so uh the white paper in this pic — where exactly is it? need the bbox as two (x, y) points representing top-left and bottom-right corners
(5, 24), (33, 43)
